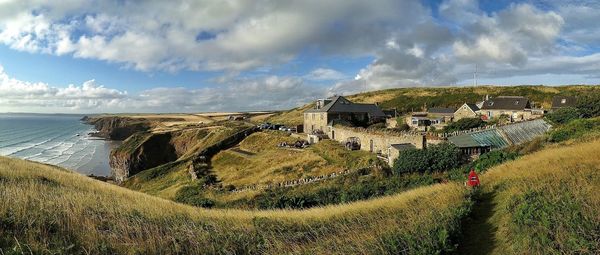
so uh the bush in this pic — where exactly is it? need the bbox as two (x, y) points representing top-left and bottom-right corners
(393, 143), (466, 174)
(576, 93), (600, 118)
(547, 118), (600, 143)
(545, 107), (581, 124)
(443, 118), (485, 133)
(466, 150), (520, 173)
(394, 123), (411, 132)
(367, 122), (387, 130)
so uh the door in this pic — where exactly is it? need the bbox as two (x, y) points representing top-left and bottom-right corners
(331, 130), (335, 140)
(369, 139), (374, 152)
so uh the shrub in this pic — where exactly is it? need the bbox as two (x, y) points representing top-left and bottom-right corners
(576, 93), (600, 118)
(547, 118), (600, 143)
(466, 150), (520, 173)
(393, 143), (465, 174)
(545, 107), (581, 124)
(443, 118), (485, 133)
(367, 122), (387, 130)
(393, 123), (411, 132)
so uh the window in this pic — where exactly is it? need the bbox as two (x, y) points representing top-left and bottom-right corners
(488, 102), (494, 106)
(514, 101), (519, 105)
(561, 99), (567, 104)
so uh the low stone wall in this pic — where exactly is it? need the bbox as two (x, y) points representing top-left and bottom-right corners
(328, 125), (426, 154)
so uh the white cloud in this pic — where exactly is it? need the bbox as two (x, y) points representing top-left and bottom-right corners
(0, 64), (325, 113)
(0, 65), (127, 111)
(0, 0), (428, 72)
(304, 68), (347, 81)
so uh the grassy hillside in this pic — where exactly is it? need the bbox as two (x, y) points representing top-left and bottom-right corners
(455, 137), (600, 254)
(0, 157), (469, 254)
(212, 131), (377, 187)
(270, 85), (600, 125)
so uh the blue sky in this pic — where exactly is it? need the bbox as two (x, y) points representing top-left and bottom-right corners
(1, 0), (600, 113)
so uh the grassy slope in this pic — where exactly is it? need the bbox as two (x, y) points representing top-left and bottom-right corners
(269, 85), (600, 125)
(458, 139), (600, 254)
(211, 131), (378, 187)
(123, 124), (250, 199)
(0, 157), (469, 255)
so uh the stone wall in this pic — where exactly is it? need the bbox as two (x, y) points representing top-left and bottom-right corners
(328, 125), (425, 154)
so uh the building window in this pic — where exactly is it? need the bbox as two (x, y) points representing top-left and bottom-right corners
(561, 99), (567, 104)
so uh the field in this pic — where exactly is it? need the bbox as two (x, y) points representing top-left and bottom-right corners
(211, 131), (378, 187)
(0, 156), (469, 254)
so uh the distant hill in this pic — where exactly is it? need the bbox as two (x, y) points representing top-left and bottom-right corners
(269, 85), (600, 125)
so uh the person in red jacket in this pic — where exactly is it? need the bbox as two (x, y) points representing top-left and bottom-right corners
(466, 170), (480, 187)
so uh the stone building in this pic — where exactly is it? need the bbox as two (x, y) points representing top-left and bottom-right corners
(303, 96), (386, 134)
(328, 125), (425, 153)
(479, 96), (533, 122)
(454, 103), (481, 121)
(387, 143), (417, 167)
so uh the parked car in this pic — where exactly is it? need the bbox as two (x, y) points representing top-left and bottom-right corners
(271, 124), (284, 130)
(345, 137), (361, 150)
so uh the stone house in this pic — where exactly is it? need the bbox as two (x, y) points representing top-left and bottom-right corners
(303, 96), (386, 134)
(405, 107), (456, 131)
(551, 96), (577, 111)
(454, 103), (480, 121)
(387, 143), (417, 167)
(479, 96), (533, 122)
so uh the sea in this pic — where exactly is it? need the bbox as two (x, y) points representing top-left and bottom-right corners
(0, 113), (119, 176)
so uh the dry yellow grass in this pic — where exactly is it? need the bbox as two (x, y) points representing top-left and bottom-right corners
(477, 139), (600, 254)
(211, 132), (376, 187)
(0, 156), (469, 254)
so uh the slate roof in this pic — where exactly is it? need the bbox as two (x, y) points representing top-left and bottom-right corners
(465, 103), (480, 112)
(390, 143), (417, 151)
(551, 96), (577, 109)
(428, 107), (456, 115)
(480, 96), (531, 111)
(305, 96), (386, 117)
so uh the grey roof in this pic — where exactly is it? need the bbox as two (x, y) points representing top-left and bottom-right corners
(551, 96), (577, 109)
(390, 143), (416, 151)
(480, 96), (531, 111)
(465, 103), (480, 112)
(305, 96), (386, 117)
(428, 107), (456, 115)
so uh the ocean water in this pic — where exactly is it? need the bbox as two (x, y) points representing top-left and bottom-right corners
(0, 114), (118, 176)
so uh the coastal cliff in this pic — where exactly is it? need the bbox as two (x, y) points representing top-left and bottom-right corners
(109, 126), (253, 182)
(86, 116), (153, 140)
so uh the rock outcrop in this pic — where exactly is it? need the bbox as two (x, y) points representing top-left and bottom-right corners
(110, 132), (179, 182)
(86, 117), (153, 140)
(110, 125), (258, 183)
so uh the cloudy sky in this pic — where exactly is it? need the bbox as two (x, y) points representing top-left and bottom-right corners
(1, 0), (599, 113)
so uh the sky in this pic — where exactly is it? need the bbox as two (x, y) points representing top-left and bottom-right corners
(1, 0), (600, 113)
